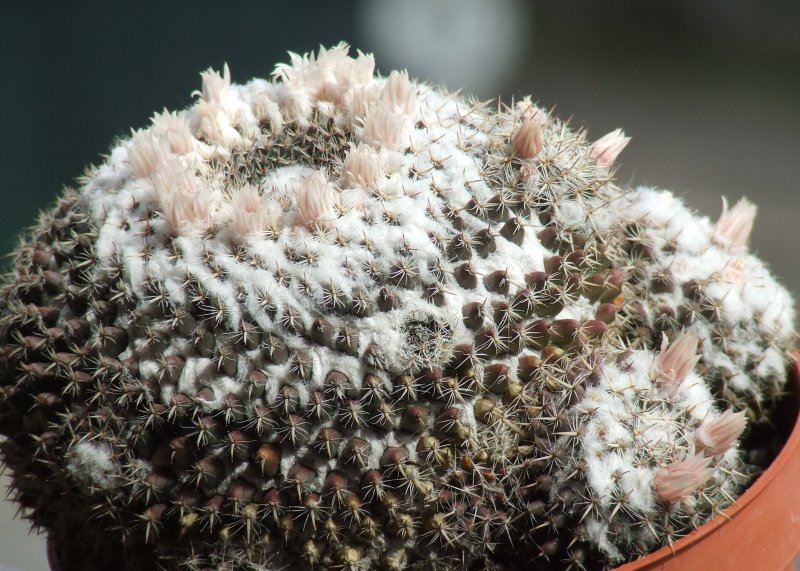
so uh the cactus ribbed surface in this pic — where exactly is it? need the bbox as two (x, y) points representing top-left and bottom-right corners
(0, 45), (795, 570)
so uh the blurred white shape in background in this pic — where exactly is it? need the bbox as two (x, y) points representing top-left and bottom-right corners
(356, 0), (529, 97)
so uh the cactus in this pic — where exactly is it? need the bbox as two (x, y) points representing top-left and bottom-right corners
(0, 44), (795, 571)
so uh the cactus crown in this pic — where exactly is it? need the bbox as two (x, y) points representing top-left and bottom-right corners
(0, 44), (795, 571)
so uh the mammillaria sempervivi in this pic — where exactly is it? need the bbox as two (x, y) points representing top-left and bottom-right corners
(0, 44), (795, 570)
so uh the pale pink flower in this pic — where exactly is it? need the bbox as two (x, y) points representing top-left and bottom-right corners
(347, 83), (383, 118)
(128, 130), (169, 179)
(712, 197), (756, 251)
(654, 332), (700, 394)
(695, 409), (747, 456)
(153, 157), (211, 230)
(159, 189), (211, 231)
(249, 91), (284, 132)
(511, 117), (543, 159)
(321, 48), (375, 102)
(193, 101), (241, 146)
(342, 143), (384, 188)
(654, 453), (714, 504)
(151, 110), (195, 155)
(315, 47), (352, 103)
(342, 51), (375, 88)
(197, 64), (231, 104)
(315, 43), (351, 70)
(230, 185), (275, 236)
(589, 128), (630, 167)
(272, 50), (314, 85)
(363, 103), (407, 151)
(274, 48), (332, 95)
(152, 156), (196, 196)
(295, 171), (336, 229)
(274, 43), (374, 104)
(381, 70), (418, 118)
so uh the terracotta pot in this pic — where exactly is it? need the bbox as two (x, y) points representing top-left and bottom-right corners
(615, 353), (800, 571)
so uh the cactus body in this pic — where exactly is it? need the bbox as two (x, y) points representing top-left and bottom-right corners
(0, 44), (795, 570)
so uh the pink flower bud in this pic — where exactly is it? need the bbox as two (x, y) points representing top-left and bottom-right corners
(654, 453), (714, 504)
(511, 117), (543, 159)
(654, 332), (700, 394)
(589, 128), (630, 167)
(713, 197), (756, 251)
(695, 409), (747, 456)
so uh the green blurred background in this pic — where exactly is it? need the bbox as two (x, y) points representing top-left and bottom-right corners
(1, 1), (799, 569)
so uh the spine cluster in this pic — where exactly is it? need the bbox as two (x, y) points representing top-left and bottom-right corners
(0, 44), (794, 571)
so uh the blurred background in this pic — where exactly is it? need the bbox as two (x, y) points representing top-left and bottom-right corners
(1, 1), (799, 569)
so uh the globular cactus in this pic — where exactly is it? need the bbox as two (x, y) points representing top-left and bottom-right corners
(0, 44), (795, 571)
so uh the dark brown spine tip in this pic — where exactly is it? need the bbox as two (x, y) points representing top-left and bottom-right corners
(255, 443), (282, 477)
(335, 325), (360, 356)
(424, 282), (446, 306)
(537, 226), (558, 248)
(363, 343), (387, 370)
(377, 287), (400, 312)
(594, 302), (619, 324)
(262, 333), (289, 364)
(309, 317), (335, 348)
(483, 270), (511, 294)
(454, 262), (479, 289)
(447, 233), (473, 261)
(524, 271), (548, 292)
(380, 446), (409, 468)
(518, 354), (542, 383)
(98, 326), (129, 356)
(400, 404), (430, 433)
(484, 363), (513, 394)
(342, 438), (370, 467)
(474, 228), (496, 257)
(462, 301), (486, 330)
(549, 319), (579, 347)
(544, 255), (563, 277)
(500, 217), (525, 245)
